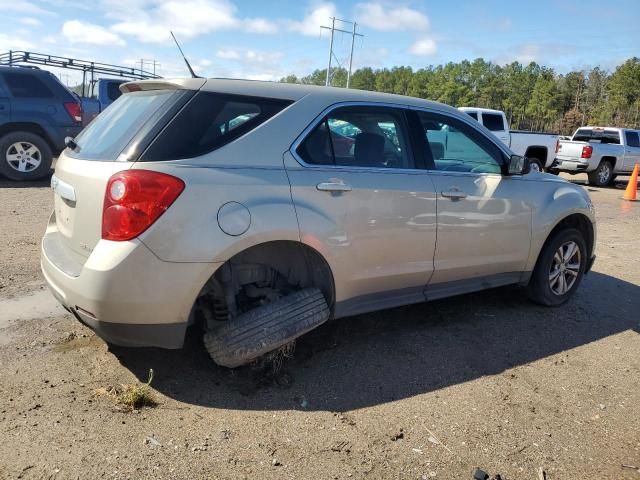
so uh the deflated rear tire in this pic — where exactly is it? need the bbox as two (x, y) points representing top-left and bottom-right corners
(204, 288), (330, 368)
(527, 228), (587, 306)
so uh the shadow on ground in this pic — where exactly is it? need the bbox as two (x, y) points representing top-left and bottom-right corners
(112, 271), (639, 412)
(0, 172), (52, 189)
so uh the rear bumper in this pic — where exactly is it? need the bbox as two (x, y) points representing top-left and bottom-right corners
(41, 221), (216, 349)
(551, 158), (591, 172)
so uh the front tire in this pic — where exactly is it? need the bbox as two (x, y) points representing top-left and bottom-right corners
(527, 228), (587, 306)
(528, 158), (543, 173)
(0, 131), (53, 181)
(587, 160), (613, 187)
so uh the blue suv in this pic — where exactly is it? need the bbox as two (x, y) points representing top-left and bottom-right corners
(0, 66), (82, 181)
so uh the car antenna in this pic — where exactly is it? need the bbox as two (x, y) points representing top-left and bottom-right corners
(170, 31), (201, 79)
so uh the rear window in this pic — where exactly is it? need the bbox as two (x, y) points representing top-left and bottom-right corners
(140, 92), (292, 161)
(68, 89), (181, 160)
(482, 113), (505, 131)
(2, 72), (53, 98)
(573, 128), (620, 144)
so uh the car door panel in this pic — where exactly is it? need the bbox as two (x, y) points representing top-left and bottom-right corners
(284, 153), (437, 316)
(429, 172), (531, 284)
(284, 105), (438, 317)
(411, 109), (532, 291)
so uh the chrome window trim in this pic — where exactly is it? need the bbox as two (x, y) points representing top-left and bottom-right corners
(289, 100), (513, 175)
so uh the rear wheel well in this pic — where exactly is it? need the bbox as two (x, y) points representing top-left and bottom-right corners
(0, 123), (56, 152)
(599, 156), (616, 169)
(524, 146), (547, 163)
(540, 214), (594, 264)
(195, 241), (335, 327)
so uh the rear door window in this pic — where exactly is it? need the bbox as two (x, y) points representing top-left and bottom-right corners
(140, 92), (292, 161)
(2, 72), (53, 98)
(481, 113), (505, 131)
(68, 89), (182, 160)
(625, 131), (640, 147)
(297, 106), (413, 169)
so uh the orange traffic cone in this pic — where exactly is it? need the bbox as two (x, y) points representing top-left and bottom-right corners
(623, 164), (639, 201)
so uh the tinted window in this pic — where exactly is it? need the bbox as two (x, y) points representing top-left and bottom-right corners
(106, 82), (122, 102)
(68, 90), (180, 160)
(417, 111), (503, 174)
(573, 129), (620, 144)
(298, 107), (413, 169)
(625, 131), (640, 148)
(465, 111), (478, 121)
(2, 72), (53, 98)
(141, 92), (291, 161)
(482, 113), (505, 131)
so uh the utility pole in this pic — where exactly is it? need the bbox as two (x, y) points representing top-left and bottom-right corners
(347, 21), (357, 88)
(320, 17), (363, 88)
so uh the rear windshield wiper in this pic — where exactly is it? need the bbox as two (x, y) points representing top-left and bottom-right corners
(64, 136), (81, 153)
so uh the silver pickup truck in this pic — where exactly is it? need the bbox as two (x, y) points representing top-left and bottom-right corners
(552, 126), (640, 186)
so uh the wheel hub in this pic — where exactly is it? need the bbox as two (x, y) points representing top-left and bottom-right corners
(5, 141), (42, 173)
(549, 241), (581, 296)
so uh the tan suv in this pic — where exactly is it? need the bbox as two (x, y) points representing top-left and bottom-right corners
(41, 78), (597, 367)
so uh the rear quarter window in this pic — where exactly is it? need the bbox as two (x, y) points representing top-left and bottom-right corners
(2, 72), (53, 98)
(140, 92), (292, 161)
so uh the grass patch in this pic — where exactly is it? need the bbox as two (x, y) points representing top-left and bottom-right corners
(94, 369), (157, 411)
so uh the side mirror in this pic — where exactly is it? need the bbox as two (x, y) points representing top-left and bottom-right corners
(507, 154), (530, 175)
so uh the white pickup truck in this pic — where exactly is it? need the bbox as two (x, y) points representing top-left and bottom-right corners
(459, 107), (559, 172)
(552, 126), (640, 186)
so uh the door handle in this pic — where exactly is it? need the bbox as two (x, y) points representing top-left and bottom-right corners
(317, 181), (352, 192)
(441, 189), (467, 199)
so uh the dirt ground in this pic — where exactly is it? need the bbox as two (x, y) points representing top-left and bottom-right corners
(0, 174), (638, 480)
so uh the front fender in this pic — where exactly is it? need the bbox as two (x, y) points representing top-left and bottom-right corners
(525, 180), (596, 272)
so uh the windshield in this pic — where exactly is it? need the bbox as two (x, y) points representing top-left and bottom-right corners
(67, 89), (179, 161)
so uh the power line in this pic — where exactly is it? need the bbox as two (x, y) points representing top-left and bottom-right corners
(320, 17), (363, 87)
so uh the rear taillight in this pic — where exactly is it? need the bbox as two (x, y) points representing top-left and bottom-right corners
(581, 146), (593, 159)
(555, 139), (560, 153)
(63, 102), (82, 123)
(102, 170), (185, 241)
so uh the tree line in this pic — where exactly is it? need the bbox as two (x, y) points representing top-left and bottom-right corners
(281, 57), (640, 135)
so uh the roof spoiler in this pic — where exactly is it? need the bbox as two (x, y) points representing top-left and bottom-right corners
(120, 78), (206, 94)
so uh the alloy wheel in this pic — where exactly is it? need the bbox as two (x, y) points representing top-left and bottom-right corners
(5, 141), (42, 173)
(549, 240), (581, 296)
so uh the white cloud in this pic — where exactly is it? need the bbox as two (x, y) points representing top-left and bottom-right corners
(107, 0), (276, 44)
(243, 18), (278, 34)
(217, 49), (241, 60)
(288, 3), (337, 36)
(0, 0), (53, 15)
(62, 20), (126, 46)
(409, 37), (437, 56)
(513, 44), (540, 64)
(19, 17), (41, 26)
(355, 2), (429, 31)
(0, 33), (36, 51)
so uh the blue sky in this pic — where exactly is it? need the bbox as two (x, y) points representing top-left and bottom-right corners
(0, 0), (638, 85)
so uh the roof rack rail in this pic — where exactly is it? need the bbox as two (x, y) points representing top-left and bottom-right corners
(0, 50), (162, 98)
(0, 50), (161, 80)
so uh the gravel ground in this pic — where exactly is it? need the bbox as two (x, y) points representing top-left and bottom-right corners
(0, 174), (638, 480)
